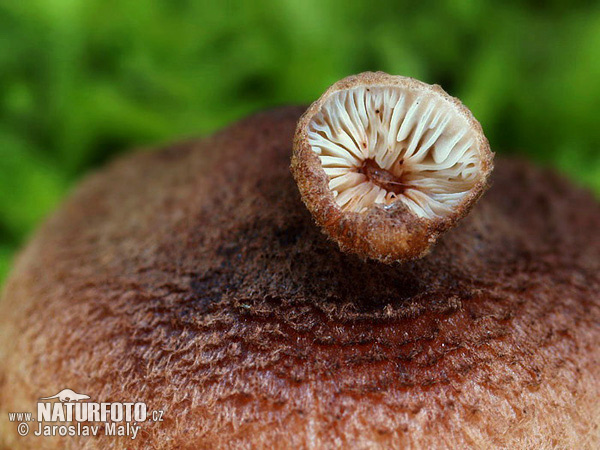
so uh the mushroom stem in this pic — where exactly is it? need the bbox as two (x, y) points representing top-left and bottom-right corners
(359, 158), (409, 196)
(291, 72), (494, 263)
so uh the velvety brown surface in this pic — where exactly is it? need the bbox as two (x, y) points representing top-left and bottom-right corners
(0, 106), (598, 449)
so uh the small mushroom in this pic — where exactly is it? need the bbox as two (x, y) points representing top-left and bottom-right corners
(292, 72), (494, 263)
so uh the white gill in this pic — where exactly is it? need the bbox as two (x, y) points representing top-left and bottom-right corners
(307, 86), (481, 218)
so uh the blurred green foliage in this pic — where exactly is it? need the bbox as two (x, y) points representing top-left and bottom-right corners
(1, 0), (599, 284)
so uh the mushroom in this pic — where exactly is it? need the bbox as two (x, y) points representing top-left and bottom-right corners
(0, 81), (599, 449)
(292, 72), (493, 262)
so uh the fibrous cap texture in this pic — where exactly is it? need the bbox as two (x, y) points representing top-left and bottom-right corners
(0, 107), (598, 449)
(292, 72), (494, 263)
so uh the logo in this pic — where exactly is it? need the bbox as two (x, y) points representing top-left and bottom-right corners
(39, 389), (90, 402)
(7, 387), (165, 440)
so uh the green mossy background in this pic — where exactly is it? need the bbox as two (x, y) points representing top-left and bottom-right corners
(1, 0), (599, 284)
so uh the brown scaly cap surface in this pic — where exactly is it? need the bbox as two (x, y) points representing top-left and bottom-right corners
(0, 107), (599, 449)
(292, 72), (494, 263)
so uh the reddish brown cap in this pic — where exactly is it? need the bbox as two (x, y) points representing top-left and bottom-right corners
(0, 107), (598, 449)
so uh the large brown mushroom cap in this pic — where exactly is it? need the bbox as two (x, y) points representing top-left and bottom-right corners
(0, 106), (599, 449)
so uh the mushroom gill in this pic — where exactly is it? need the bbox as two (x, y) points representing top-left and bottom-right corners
(308, 85), (481, 218)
